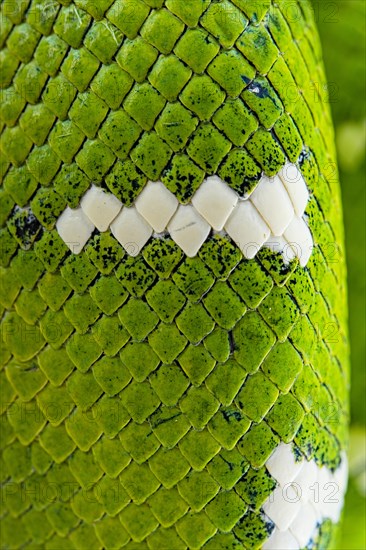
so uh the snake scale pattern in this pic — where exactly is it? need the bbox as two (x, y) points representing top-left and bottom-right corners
(0, 0), (349, 548)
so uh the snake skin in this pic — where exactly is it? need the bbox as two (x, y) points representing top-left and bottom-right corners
(0, 0), (349, 548)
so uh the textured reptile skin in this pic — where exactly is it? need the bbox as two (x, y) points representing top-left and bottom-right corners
(0, 1), (349, 548)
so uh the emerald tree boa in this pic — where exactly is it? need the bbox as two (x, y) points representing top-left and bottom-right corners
(0, 1), (349, 548)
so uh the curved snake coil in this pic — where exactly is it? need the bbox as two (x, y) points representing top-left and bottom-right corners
(0, 1), (349, 549)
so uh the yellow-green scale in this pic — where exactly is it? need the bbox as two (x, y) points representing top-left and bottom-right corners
(0, 1), (348, 548)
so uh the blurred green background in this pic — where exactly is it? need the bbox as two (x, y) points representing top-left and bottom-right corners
(311, 0), (366, 547)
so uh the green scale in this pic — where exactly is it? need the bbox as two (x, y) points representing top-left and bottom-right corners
(0, 1), (349, 549)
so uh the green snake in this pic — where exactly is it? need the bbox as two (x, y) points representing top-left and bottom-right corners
(0, 1), (349, 548)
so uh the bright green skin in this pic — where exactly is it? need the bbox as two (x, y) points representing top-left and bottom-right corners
(0, 1), (348, 548)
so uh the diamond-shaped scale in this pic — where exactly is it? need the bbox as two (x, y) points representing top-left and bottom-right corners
(135, 180), (178, 233)
(21, 509), (54, 545)
(225, 201), (270, 260)
(250, 175), (294, 236)
(233, 311), (276, 373)
(199, 234), (242, 280)
(178, 470), (219, 512)
(192, 176), (238, 230)
(206, 359), (247, 406)
(65, 407), (103, 452)
(94, 475), (130, 517)
(37, 347), (74, 387)
(117, 36), (158, 83)
(2, 312), (45, 362)
(174, 27), (219, 73)
(150, 406), (191, 447)
(176, 511), (217, 549)
(149, 447), (190, 489)
(119, 422), (160, 464)
(120, 380), (161, 424)
(202, 0), (247, 48)
(172, 257), (214, 302)
(204, 327), (231, 362)
(155, 102), (197, 152)
(36, 384), (74, 426)
(176, 302), (215, 343)
(92, 316), (129, 358)
(89, 274), (128, 315)
(261, 341), (303, 393)
(179, 386), (219, 429)
(56, 206), (94, 255)
(259, 286), (300, 342)
(229, 258), (273, 309)
(141, 8), (184, 54)
(68, 449), (103, 489)
(39, 424), (76, 464)
(205, 490), (248, 532)
(148, 324), (187, 364)
(120, 341), (160, 382)
(265, 393), (305, 443)
(233, 509), (274, 548)
(238, 422), (280, 469)
(66, 370), (103, 411)
(115, 255), (156, 298)
(142, 238), (183, 279)
(80, 185), (122, 231)
(45, 503), (79, 539)
(279, 163), (309, 217)
(120, 461), (160, 504)
(203, 281), (247, 330)
(0, 2), (347, 549)
(71, 488), (104, 524)
(6, 359), (47, 402)
(110, 206), (152, 257)
(179, 428), (220, 470)
(2, 442), (32, 484)
(60, 252), (98, 293)
(178, 345), (216, 386)
(168, 205), (211, 257)
(236, 466), (277, 511)
(149, 364), (190, 407)
(94, 515), (130, 549)
(207, 448), (250, 491)
(8, 398), (46, 446)
(235, 371), (279, 422)
(118, 299), (159, 342)
(208, 406), (251, 450)
(180, 74), (225, 121)
(149, 487), (188, 528)
(146, 280), (186, 322)
(119, 502), (158, 543)
(283, 215), (313, 267)
(93, 436), (131, 478)
(96, 394), (129, 439)
(66, 333), (102, 372)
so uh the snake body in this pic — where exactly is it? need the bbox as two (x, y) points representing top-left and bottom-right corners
(0, 1), (349, 549)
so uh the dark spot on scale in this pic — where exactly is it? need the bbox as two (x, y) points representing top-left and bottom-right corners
(222, 409), (242, 422)
(229, 331), (235, 353)
(293, 446), (303, 462)
(152, 412), (181, 428)
(241, 75), (251, 85)
(13, 211), (40, 239)
(265, 518), (275, 535)
(298, 147), (311, 164)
